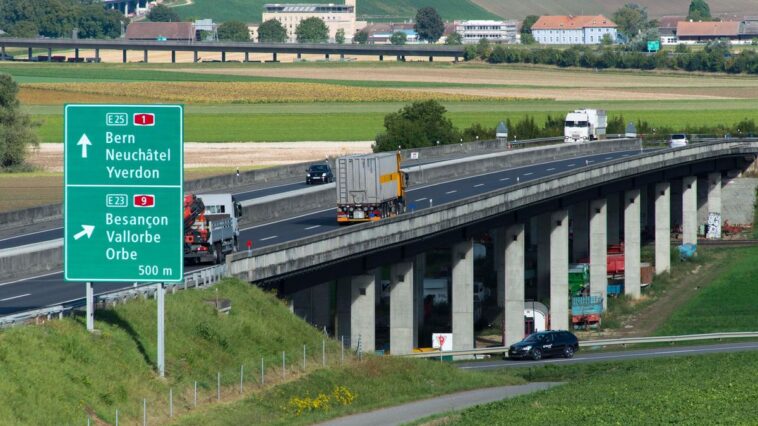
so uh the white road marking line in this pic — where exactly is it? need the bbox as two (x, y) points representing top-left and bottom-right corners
(305, 225), (321, 230)
(500, 178), (510, 181)
(415, 198), (428, 202)
(473, 184), (484, 188)
(0, 227), (62, 243)
(445, 190), (458, 195)
(260, 236), (278, 241)
(567, 163), (576, 167)
(605, 156), (613, 160)
(546, 168), (555, 171)
(523, 172), (533, 176)
(0, 271), (60, 287)
(0, 293), (31, 302)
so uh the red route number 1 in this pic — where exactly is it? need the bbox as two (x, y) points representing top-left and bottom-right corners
(133, 113), (155, 126)
(134, 194), (155, 208)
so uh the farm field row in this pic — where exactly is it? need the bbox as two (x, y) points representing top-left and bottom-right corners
(32, 108), (758, 143)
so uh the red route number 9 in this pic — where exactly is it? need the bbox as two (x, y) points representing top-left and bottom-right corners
(134, 194), (155, 208)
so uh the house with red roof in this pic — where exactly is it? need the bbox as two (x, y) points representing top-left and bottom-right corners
(675, 21), (740, 43)
(531, 15), (617, 45)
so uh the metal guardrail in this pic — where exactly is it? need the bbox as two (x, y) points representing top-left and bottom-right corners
(0, 264), (228, 328)
(401, 332), (758, 358)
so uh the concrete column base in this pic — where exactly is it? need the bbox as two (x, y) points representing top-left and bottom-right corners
(590, 198), (608, 310)
(504, 224), (525, 347)
(452, 240), (474, 353)
(351, 272), (376, 353)
(655, 182), (671, 274)
(550, 210), (569, 331)
(390, 261), (415, 355)
(624, 189), (641, 299)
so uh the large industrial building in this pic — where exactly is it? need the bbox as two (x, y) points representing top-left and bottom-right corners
(262, 0), (363, 43)
(531, 15), (617, 45)
(454, 20), (519, 44)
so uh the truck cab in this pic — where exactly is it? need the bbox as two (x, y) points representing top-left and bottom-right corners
(184, 193), (242, 264)
(564, 109), (607, 143)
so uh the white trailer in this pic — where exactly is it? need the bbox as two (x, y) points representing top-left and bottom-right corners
(564, 109), (607, 143)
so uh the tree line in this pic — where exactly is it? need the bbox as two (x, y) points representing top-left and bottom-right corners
(0, 0), (127, 39)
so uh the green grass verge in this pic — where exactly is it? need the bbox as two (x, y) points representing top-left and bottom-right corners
(33, 107), (758, 142)
(0, 279), (344, 424)
(655, 246), (758, 335)
(175, 357), (522, 425)
(427, 351), (758, 425)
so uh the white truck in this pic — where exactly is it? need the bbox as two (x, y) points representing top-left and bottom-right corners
(183, 193), (242, 264)
(564, 109), (607, 143)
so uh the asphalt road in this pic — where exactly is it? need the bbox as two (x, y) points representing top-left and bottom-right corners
(457, 342), (758, 369)
(0, 149), (644, 316)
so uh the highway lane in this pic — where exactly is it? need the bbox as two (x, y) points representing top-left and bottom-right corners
(456, 342), (758, 369)
(239, 150), (644, 248)
(0, 179), (308, 251)
(0, 149), (645, 317)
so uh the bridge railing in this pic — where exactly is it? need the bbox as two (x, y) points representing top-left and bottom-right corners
(0, 264), (228, 328)
(400, 332), (758, 358)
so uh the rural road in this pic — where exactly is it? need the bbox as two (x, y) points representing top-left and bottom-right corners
(316, 382), (563, 426)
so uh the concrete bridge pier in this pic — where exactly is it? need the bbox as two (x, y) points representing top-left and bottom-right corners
(590, 198), (608, 310)
(624, 189), (641, 299)
(171, 51), (176, 63)
(273, 52), (278, 62)
(536, 213), (551, 302)
(47, 47), (52, 61)
(143, 50), (148, 63)
(122, 49), (127, 63)
(27, 47), (32, 61)
(451, 240), (474, 354)
(74, 48), (79, 61)
(222, 51), (226, 62)
(655, 182), (671, 274)
(244, 52), (249, 62)
(413, 254), (426, 336)
(550, 209), (569, 331)
(290, 282), (331, 332)
(504, 223), (525, 347)
(707, 172), (722, 238)
(390, 260), (415, 355)
(493, 227), (505, 308)
(194, 51), (199, 63)
(379, 55), (383, 61)
(682, 176), (698, 244)
(325, 53), (330, 60)
(607, 193), (621, 245)
(95, 48), (100, 62)
(571, 202), (589, 261)
(350, 271), (376, 353)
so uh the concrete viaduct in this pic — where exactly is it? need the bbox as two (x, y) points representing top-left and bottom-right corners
(226, 141), (757, 355)
(0, 38), (465, 63)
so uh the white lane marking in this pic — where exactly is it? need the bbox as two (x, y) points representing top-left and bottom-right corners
(605, 156), (613, 160)
(567, 163), (576, 167)
(241, 208), (332, 231)
(0, 227), (62, 243)
(459, 344), (758, 370)
(546, 168), (555, 171)
(0, 271), (60, 287)
(473, 184), (484, 188)
(523, 172), (533, 176)
(445, 190), (458, 195)
(260, 236), (278, 241)
(305, 225), (321, 230)
(415, 198), (428, 202)
(0, 293), (31, 302)
(587, 160), (594, 163)
(623, 154), (631, 157)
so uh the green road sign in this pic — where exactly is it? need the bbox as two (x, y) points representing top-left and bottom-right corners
(64, 105), (183, 282)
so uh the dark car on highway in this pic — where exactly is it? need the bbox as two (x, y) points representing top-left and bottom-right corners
(306, 163), (334, 184)
(508, 330), (579, 360)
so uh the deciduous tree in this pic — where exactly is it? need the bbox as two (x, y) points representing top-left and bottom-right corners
(0, 74), (39, 169)
(257, 19), (287, 43)
(414, 7), (444, 43)
(296, 17), (328, 43)
(147, 4), (179, 22)
(217, 20), (250, 41)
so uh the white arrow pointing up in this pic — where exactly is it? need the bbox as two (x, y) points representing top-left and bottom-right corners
(73, 225), (95, 240)
(77, 134), (92, 159)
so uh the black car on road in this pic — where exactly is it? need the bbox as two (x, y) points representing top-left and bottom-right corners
(508, 330), (579, 360)
(306, 163), (334, 184)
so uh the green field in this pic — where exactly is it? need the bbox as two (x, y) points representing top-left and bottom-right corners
(429, 351), (758, 425)
(656, 246), (758, 335)
(172, 0), (497, 23)
(33, 107), (758, 142)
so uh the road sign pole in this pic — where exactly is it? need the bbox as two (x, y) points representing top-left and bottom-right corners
(86, 281), (94, 332)
(157, 283), (165, 377)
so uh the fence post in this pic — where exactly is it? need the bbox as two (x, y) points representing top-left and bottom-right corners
(194, 381), (197, 408)
(322, 339), (326, 366)
(282, 351), (286, 380)
(115, 409), (119, 426)
(217, 372), (221, 401)
(240, 364), (244, 393)
(143, 398), (147, 426)
(303, 344), (306, 370)
(169, 388), (173, 418)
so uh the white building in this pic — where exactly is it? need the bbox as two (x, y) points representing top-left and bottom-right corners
(454, 20), (518, 44)
(262, 0), (364, 43)
(531, 15), (617, 45)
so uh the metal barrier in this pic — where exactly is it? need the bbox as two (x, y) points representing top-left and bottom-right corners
(401, 332), (758, 358)
(0, 264), (228, 328)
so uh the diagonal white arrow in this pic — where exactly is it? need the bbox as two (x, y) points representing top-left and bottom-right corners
(73, 225), (95, 240)
(77, 134), (92, 159)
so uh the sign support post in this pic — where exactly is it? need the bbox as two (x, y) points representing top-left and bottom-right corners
(86, 281), (94, 332)
(157, 283), (165, 377)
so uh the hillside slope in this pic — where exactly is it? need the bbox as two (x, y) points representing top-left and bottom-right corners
(174, 0), (497, 23)
(472, 0), (758, 20)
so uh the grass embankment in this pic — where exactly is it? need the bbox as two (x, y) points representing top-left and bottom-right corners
(0, 279), (522, 424)
(423, 352), (758, 425)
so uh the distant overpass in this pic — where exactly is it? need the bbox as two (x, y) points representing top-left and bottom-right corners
(0, 37), (466, 63)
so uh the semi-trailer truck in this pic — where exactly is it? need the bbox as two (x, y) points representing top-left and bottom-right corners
(336, 152), (406, 223)
(564, 109), (607, 142)
(184, 193), (242, 264)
